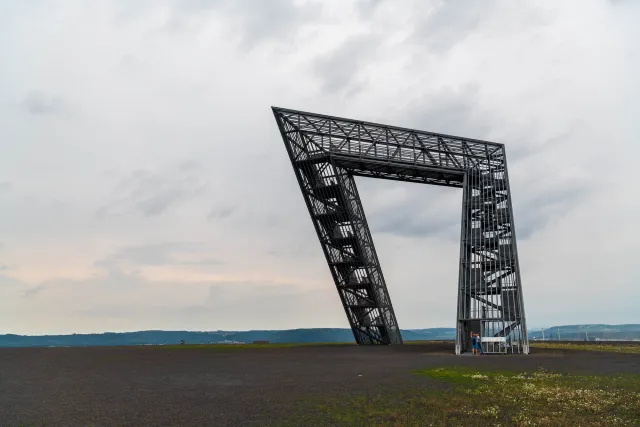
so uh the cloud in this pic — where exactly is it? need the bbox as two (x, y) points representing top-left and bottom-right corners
(168, 0), (321, 50)
(357, 177), (461, 240)
(21, 283), (46, 298)
(97, 163), (208, 218)
(355, 0), (385, 19)
(396, 84), (489, 137)
(228, 0), (321, 50)
(95, 242), (223, 270)
(409, 1), (486, 52)
(168, 281), (340, 326)
(181, 258), (223, 266)
(409, 1), (553, 53)
(22, 91), (63, 115)
(0, 182), (12, 192)
(515, 185), (589, 240)
(1, 0), (638, 334)
(313, 34), (381, 94)
(135, 188), (186, 216)
(4, 271), (343, 334)
(207, 205), (235, 220)
(371, 205), (461, 239)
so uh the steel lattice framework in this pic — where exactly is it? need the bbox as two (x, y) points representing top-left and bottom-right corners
(273, 107), (529, 354)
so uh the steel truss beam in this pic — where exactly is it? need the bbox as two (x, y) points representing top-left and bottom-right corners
(273, 107), (529, 354)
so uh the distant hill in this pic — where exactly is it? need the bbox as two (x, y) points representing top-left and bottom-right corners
(0, 324), (637, 348)
(0, 328), (454, 348)
(528, 324), (640, 341)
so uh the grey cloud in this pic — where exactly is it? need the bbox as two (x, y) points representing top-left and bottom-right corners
(95, 242), (223, 270)
(202, 281), (328, 317)
(0, 274), (25, 289)
(363, 183), (462, 240)
(265, 241), (321, 259)
(254, 213), (288, 229)
(313, 34), (381, 94)
(396, 84), (489, 138)
(515, 185), (588, 240)
(22, 283), (46, 298)
(0, 264), (8, 271)
(169, 0), (320, 50)
(410, 1), (485, 53)
(180, 258), (223, 266)
(409, 1), (552, 53)
(365, 181), (588, 242)
(178, 159), (199, 171)
(136, 188), (186, 216)
(0, 182), (10, 192)
(98, 163), (208, 219)
(372, 209), (460, 239)
(81, 283), (328, 330)
(355, 0), (385, 19)
(71, 306), (136, 318)
(230, 0), (320, 50)
(208, 281), (301, 302)
(18, 274), (335, 331)
(100, 243), (177, 267)
(90, 260), (144, 286)
(22, 91), (63, 115)
(2, 0), (638, 333)
(111, 0), (158, 26)
(207, 205), (235, 220)
(506, 130), (574, 164)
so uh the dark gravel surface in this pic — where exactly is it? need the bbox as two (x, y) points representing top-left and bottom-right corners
(1, 342), (638, 426)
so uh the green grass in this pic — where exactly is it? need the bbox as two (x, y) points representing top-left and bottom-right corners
(282, 367), (640, 426)
(531, 341), (640, 354)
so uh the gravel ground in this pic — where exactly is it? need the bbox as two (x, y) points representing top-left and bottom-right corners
(1, 342), (638, 426)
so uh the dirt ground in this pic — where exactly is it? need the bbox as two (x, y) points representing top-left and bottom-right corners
(1, 342), (638, 426)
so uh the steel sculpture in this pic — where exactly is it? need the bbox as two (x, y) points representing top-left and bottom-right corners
(272, 107), (529, 354)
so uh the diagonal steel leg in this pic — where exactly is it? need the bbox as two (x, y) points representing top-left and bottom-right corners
(276, 122), (402, 344)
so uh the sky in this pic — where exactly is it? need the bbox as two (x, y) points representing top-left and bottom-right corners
(1, 0), (639, 335)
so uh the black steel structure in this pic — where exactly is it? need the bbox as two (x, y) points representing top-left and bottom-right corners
(273, 107), (529, 354)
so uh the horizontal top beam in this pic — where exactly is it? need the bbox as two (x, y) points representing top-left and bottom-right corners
(273, 107), (506, 173)
(272, 107), (503, 148)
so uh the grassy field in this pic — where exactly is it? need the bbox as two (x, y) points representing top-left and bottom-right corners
(164, 340), (640, 354)
(531, 341), (640, 354)
(288, 366), (640, 426)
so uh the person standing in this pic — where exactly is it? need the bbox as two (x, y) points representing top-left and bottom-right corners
(471, 331), (478, 355)
(476, 333), (484, 355)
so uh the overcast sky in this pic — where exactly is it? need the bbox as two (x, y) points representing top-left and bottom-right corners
(1, 0), (638, 335)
